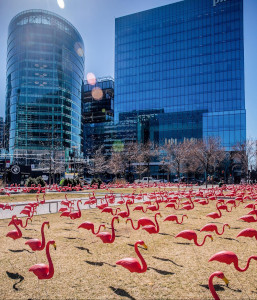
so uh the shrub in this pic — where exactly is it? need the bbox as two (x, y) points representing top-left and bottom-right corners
(36, 176), (46, 187)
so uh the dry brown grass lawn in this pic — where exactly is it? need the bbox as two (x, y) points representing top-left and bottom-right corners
(1, 191), (256, 299)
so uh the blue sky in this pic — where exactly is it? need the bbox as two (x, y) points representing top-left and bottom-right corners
(0, 0), (256, 139)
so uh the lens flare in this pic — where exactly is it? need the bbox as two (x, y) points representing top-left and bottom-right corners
(92, 87), (103, 100)
(74, 42), (84, 57)
(57, 0), (65, 9)
(87, 73), (96, 85)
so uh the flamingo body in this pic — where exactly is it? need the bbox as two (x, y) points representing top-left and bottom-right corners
(116, 240), (147, 273)
(29, 240), (56, 280)
(209, 251), (257, 272)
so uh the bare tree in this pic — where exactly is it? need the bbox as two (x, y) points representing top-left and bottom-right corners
(231, 139), (256, 180)
(161, 140), (192, 179)
(87, 146), (107, 178)
(107, 151), (126, 181)
(193, 137), (226, 187)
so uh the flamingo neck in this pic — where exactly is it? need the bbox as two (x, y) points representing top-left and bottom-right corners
(236, 256), (257, 272)
(40, 222), (47, 250)
(24, 217), (31, 228)
(179, 215), (186, 224)
(126, 201), (130, 215)
(216, 204), (222, 217)
(208, 273), (220, 300)
(46, 242), (54, 278)
(135, 242), (147, 273)
(194, 234), (208, 246)
(77, 201), (81, 217)
(95, 224), (105, 234)
(128, 218), (138, 230)
(110, 218), (116, 243)
(219, 224), (227, 235)
(13, 219), (22, 237)
(154, 214), (160, 232)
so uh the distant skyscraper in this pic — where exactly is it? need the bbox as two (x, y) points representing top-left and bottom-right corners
(115, 0), (246, 149)
(0, 117), (4, 148)
(5, 10), (84, 161)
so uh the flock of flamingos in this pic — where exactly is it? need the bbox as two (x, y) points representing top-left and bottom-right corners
(2, 182), (257, 299)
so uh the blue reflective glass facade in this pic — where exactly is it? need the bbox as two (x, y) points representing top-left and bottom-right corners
(5, 10), (84, 155)
(115, 0), (246, 149)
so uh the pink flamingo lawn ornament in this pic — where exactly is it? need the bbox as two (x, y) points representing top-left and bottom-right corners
(209, 251), (257, 272)
(175, 230), (213, 246)
(126, 213), (161, 231)
(200, 224), (230, 236)
(164, 214), (187, 224)
(236, 228), (257, 240)
(208, 271), (229, 300)
(78, 222), (106, 235)
(25, 221), (50, 251)
(141, 213), (162, 234)
(6, 215), (22, 240)
(29, 240), (56, 279)
(96, 216), (119, 243)
(116, 240), (148, 273)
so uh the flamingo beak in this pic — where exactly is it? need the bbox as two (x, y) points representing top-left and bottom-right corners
(210, 236), (214, 241)
(228, 225), (231, 229)
(48, 224), (50, 229)
(117, 218), (119, 223)
(143, 243), (148, 250)
(222, 276), (229, 287)
(53, 243), (57, 250)
(159, 214), (162, 217)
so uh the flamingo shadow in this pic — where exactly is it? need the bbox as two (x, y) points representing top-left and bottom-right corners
(22, 237), (33, 240)
(84, 260), (116, 268)
(24, 229), (37, 231)
(148, 267), (174, 276)
(8, 248), (33, 254)
(230, 227), (241, 230)
(200, 284), (241, 293)
(64, 237), (76, 240)
(218, 237), (240, 243)
(200, 284), (224, 291)
(159, 232), (173, 236)
(174, 242), (191, 245)
(127, 243), (147, 251)
(65, 222), (74, 225)
(6, 271), (24, 291)
(75, 246), (92, 254)
(109, 286), (135, 300)
(152, 256), (183, 267)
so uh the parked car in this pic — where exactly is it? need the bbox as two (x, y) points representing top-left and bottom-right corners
(135, 177), (161, 184)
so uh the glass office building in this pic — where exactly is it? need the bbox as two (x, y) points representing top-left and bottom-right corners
(5, 10), (84, 159)
(82, 77), (137, 157)
(115, 0), (246, 149)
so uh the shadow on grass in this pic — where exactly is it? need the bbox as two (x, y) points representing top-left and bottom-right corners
(200, 284), (241, 293)
(174, 242), (191, 245)
(158, 232), (174, 236)
(152, 256), (183, 267)
(109, 286), (135, 300)
(75, 246), (92, 254)
(84, 260), (116, 268)
(8, 248), (33, 254)
(148, 266), (174, 276)
(6, 271), (24, 291)
(218, 237), (240, 243)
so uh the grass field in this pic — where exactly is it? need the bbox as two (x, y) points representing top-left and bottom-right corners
(0, 191), (256, 299)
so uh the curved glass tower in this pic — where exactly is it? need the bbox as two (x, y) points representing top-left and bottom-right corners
(5, 10), (84, 160)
